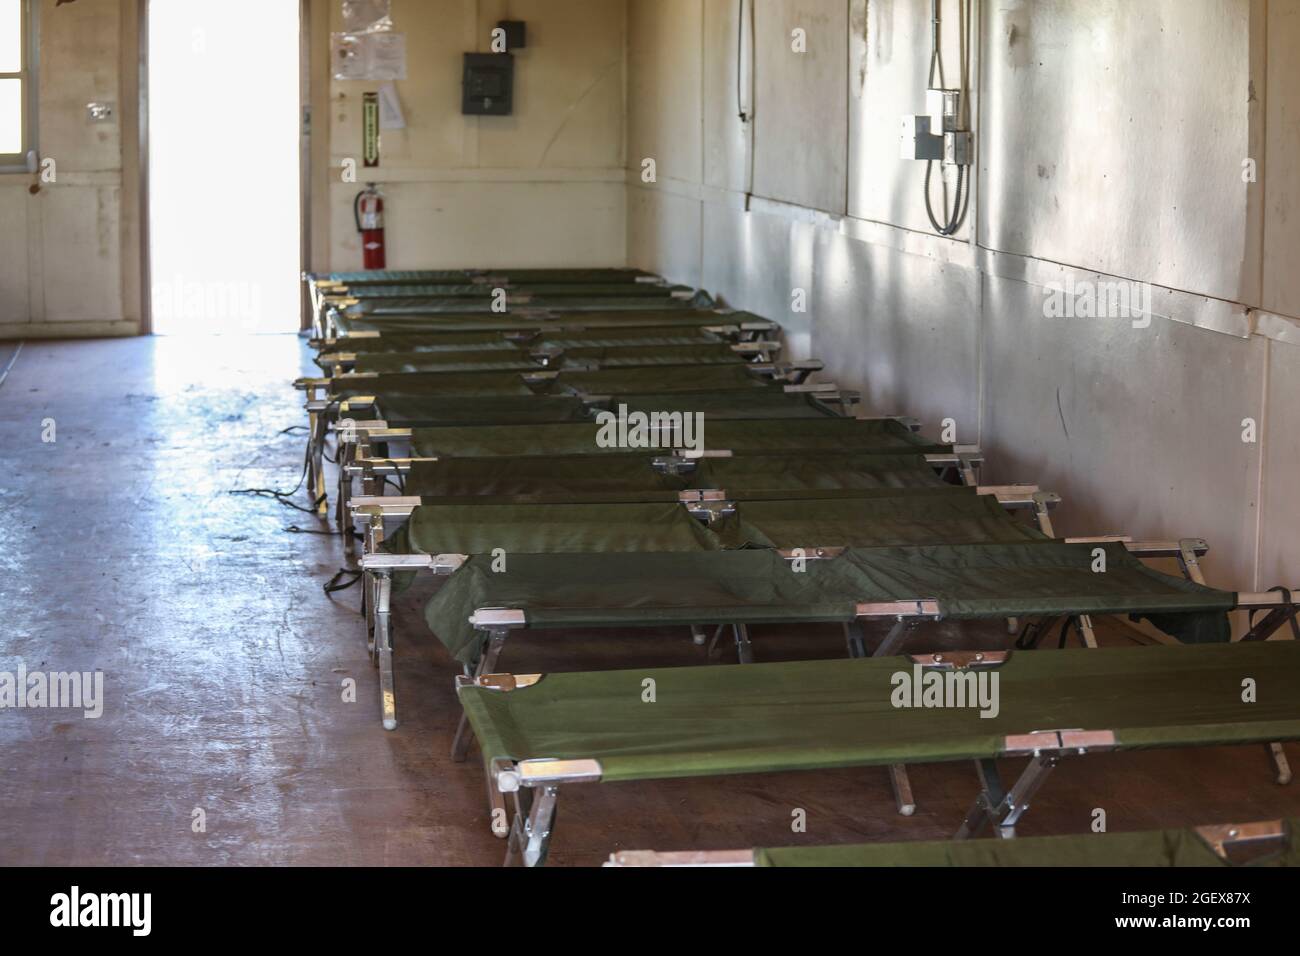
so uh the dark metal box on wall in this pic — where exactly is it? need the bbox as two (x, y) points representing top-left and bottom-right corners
(462, 53), (513, 116)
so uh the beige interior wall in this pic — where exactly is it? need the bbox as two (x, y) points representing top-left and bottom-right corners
(314, 0), (628, 273)
(0, 0), (140, 340)
(627, 0), (1300, 615)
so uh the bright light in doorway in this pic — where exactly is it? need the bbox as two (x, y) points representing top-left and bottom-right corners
(148, 0), (301, 335)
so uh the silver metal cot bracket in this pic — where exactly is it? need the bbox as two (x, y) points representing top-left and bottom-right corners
(778, 547), (847, 562)
(680, 489), (729, 504)
(359, 552), (467, 576)
(338, 397), (378, 416)
(469, 608), (528, 630)
(888, 416), (923, 433)
(853, 601), (945, 675)
(352, 458), (416, 477)
(909, 650), (1010, 671)
(1030, 491), (1061, 536)
(750, 360), (822, 384)
(1194, 820), (1288, 863)
(457, 673), (544, 694)
(684, 498), (737, 522)
(856, 600), (944, 621)
(605, 850), (758, 868)
(1178, 538), (1210, 585)
(957, 730), (1117, 841)
(368, 570), (397, 731)
(489, 757), (604, 867)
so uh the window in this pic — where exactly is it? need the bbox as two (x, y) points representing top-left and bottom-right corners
(0, 0), (35, 168)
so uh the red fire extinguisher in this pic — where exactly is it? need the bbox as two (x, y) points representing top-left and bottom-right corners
(354, 185), (386, 270)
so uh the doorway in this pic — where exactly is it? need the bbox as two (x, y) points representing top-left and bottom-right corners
(147, 0), (303, 335)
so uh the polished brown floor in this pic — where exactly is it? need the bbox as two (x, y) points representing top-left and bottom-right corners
(1, 334), (1296, 866)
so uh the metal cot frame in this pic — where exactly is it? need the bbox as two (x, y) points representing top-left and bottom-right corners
(459, 633), (1300, 867)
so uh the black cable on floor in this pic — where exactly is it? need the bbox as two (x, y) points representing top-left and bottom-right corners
(0, 342), (23, 391)
(324, 568), (363, 593)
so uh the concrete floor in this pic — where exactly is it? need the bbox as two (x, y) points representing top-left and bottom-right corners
(1, 334), (1297, 867)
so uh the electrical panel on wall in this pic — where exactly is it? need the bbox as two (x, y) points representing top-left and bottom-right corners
(462, 53), (514, 116)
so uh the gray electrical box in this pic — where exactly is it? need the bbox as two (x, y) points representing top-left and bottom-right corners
(462, 53), (514, 116)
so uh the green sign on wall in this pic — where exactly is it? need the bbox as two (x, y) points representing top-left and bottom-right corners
(363, 92), (380, 168)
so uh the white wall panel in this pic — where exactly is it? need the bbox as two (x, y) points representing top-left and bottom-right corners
(1258, 339), (1300, 592)
(700, 200), (817, 338)
(627, 0), (702, 186)
(982, 275), (1264, 590)
(980, 0), (1252, 301)
(0, 187), (31, 324)
(811, 231), (981, 434)
(330, 180), (626, 271)
(701, 0), (748, 193)
(627, 186), (703, 290)
(41, 186), (123, 323)
(752, 0), (847, 214)
(1263, 0), (1300, 316)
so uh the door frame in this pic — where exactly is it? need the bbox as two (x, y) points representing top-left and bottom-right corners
(137, 0), (312, 335)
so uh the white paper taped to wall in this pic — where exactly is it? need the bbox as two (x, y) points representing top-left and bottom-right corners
(341, 0), (393, 34)
(378, 83), (405, 130)
(332, 33), (407, 81)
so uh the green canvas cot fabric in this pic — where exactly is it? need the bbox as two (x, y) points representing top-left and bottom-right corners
(560, 344), (748, 368)
(370, 395), (594, 428)
(324, 330), (525, 355)
(369, 389), (845, 428)
(336, 326), (732, 356)
(350, 343), (748, 375)
(332, 372), (548, 400)
(335, 282), (692, 300)
(456, 641), (1300, 783)
(556, 364), (776, 396)
(384, 492), (1040, 558)
(753, 821), (1300, 867)
(403, 456), (687, 498)
(392, 501), (727, 558)
(695, 453), (952, 494)
(838, 542), (1233, 635)
(314, 268), (655, 285)
(332, 308), (755, 336)
(354, 351), (567, 375)
(405, 418), (949, 460)
(421, 541), (1232, 662)
(355, 291), (713, 316)
(320, 326), (730, 357)
(426, 549), (866, 664)
(614, 390), (841, 420)
(397, 453), (945, 498)
(336, 366), (783, 403)
(729, 491), (1051, 549)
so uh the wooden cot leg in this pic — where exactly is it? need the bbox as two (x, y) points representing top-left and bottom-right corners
(1268, 743), (1293, 786)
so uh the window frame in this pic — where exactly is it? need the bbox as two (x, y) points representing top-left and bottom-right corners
(0, 0), (38, 172)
